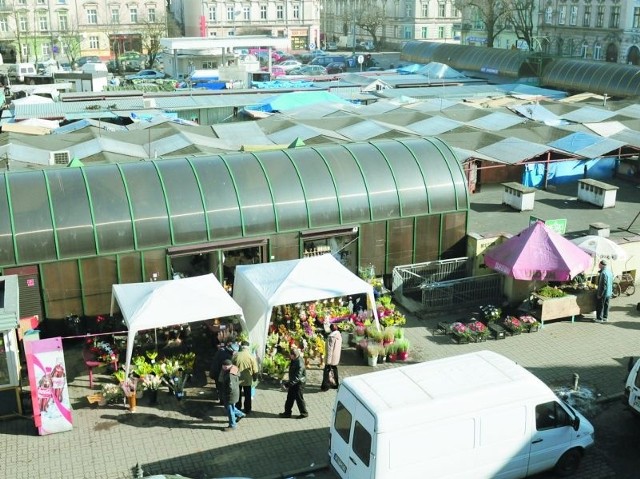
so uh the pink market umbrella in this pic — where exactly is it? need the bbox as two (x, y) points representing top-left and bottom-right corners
(484, 221), (593, 281)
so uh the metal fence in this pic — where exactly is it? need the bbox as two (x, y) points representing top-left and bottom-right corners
(391, 257), (471, 297)
(420, 274), (503, 311)
(392, 259), (503, 312)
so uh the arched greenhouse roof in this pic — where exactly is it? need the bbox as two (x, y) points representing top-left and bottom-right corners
(401, 41), (536, 78)
(0, 137), (468, 266)
(541, 59), (640, 98)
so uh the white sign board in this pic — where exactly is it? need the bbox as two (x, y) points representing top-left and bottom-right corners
(357, 55), (364, 64)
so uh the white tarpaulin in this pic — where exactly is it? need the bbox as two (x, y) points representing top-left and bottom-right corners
(233, 254), (380, 359)
(110, 274), (245, 376)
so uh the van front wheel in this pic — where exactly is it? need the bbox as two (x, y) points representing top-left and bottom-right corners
(554, 449), (582, 477)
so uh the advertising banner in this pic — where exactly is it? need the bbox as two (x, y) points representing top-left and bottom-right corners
(24, 337), (73, 435)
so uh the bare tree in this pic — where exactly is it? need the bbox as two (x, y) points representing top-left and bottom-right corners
(455, 0), (510, 48)
(506, 0), (535, 51)
(355, 0), (386, 49)
(139, 15), (167, 68)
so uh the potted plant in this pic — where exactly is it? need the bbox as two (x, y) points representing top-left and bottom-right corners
(100, 383), (124, 405)
(395, 338), (410, 360)
(382, 327), (396, 346)
(451, 322), (472, 344)
(519, 314), (539, 333)
(366, 344), (384, 367)
(366, 327), (383, 344)
(502, 316), (523, 335)
(385, 342), (398, 362)
(467, 320), (489, 342)
(479, 304), (502, 324)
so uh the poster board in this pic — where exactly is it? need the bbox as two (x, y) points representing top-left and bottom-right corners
(24, 337), (73, 435)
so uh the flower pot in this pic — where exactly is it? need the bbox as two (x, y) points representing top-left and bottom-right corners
(397, 351), (409, 361)
(367, 355), (378, 367)
(148, 389), (159, 405)
(387, 353), (398, 363)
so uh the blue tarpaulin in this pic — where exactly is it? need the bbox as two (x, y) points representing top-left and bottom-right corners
(245, 90), (351, 112)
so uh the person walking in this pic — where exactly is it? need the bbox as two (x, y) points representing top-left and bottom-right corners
(279, 347), (308, 419)
(219, 359), (245, 431)
(596, 259), (613, 322)
(233, 341), (258, 414)
(321, 324), (342, 391)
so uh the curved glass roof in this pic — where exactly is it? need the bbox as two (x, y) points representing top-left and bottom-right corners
(541, 59), (640, 98)
(0, 137), (468, 266)
(402, 41), (535, 78)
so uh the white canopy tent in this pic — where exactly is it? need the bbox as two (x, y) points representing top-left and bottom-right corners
(110, 274), (245, 376)
(233, 254), (380, 359)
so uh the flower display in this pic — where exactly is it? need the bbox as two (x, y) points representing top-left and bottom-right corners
(88, 340), (119, 365)
(480, 304), (502, 323)
(467, 321), (486, 333)
(503, 316), (524, 334)
(452, 322), (467, 334)
(519, 315), (539, 332)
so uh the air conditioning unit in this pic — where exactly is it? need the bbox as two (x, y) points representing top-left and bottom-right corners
(49, 150), (71, 165)
(143, 98), (156, 108)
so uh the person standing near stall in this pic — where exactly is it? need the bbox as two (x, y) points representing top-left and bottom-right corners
(596, 259), (613, 322)
(220, 359), (245, 431)
(233, 341), (258, 414)
(321, 324), (342, 391)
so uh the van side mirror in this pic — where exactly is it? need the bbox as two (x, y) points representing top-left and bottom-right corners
(572, 416), (580, 431)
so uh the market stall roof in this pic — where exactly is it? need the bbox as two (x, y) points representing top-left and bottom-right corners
(110, 274), (245, 376)
(233, 254), (380, 359)
(484, 221), (593, 281)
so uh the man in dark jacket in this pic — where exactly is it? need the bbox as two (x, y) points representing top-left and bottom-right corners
(220, 359), (245, 430)
(279, 347), (308, 419)
(210, 342), (236, 402)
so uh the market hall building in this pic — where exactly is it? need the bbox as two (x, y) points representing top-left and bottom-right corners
(0, 137), (469, 332)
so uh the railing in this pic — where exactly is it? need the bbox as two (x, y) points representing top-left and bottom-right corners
(420, 274), (503, 311)
(391, 257), (471, 297)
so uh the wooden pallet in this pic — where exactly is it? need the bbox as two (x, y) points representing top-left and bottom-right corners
(86, 393), (105, 405)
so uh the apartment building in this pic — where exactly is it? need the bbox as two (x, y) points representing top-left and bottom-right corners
(174, 0), (320, 51)
(0, 0), (165, 64)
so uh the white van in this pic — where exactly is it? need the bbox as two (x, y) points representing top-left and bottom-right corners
(624, 357), (640, 415)
(7, 63), (37, 83)
(329, 351), (594, 479)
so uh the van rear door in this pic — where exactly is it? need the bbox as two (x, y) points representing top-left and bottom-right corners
(331, 391), (376, 479)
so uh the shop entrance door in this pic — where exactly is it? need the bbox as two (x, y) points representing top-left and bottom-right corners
(302, 229), (358, 274)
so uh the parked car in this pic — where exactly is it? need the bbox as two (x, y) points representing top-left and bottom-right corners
(75, 56), (100, 68)
(326, 62), (347, 74)
(288, 65), (327, 76)
(59, 62), (72, 72)
(308, 55), (347, 67)
(277, 60), (302, 72)
(124, 69), (167, 81)
(327, 42), (338, 51)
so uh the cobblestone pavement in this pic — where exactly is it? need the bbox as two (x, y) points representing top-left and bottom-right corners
(1, 178), (638, 479)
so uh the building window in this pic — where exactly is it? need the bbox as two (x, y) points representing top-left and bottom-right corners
(243, 6), (250, 20)
(0, 16), (7, 32)
(148, 8), (156, 22)
(59, 13), (68, 30)
(18, 14), (27, 31)
(595, 5), (604, 27)
(260, 5), (266, 19)
(17, 0), (25, 4)
(21, 44), (28, 58)
(634, 7), (640, 28)
(422, 4), (428, 17)
(227, 6), (234, 20)
(545, 6), (552, 24)
(438, 26), (444, 38)
(421, 26), (427, 38)
(276, 5), (283, 19)
(609, 6), (619, 28)
(583, 5), (590, 27)
(37, 0), (45, 4)
(581, 42), (588, 58)
(569, 5), (577, 25)
(38, 14), (48, 31)
(293, 4), (299, 18)
(404, 26), (412, 38)
(111, 9), (119, 24)
(87, 9), (97, 24)
(209, 6), (216, 20)
(405, 4), (412, 16)
(130, 8), (138, 23)
(558, 5), (565, 24)
(89, 35), (99, 49)
(41, 43), (50, 56)
(593, 43), (601, 60)
(438, 3), (445, 17)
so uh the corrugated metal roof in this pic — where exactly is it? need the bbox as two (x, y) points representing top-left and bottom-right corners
(406, 116), (463, 135)
(212, 122), (271, 145)
(559, 106), (619, 123)
(337, 119), (391, 141)
(549, 132), (627, 157)
(467, 111), (526, 131)
(477, 137), (556, 164)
